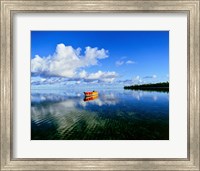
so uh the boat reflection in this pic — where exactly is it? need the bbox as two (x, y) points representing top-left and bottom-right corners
(84, 95), (98, 102)
(31, 89), (169, 140)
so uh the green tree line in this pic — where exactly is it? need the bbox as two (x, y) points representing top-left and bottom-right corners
(124, 82), (169, 91)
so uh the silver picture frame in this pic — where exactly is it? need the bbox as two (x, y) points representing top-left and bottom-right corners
(0, 0), (199, 170)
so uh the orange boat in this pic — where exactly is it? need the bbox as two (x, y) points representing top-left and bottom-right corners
(84, 95), (98, 102)
(84, 91), (98, 97)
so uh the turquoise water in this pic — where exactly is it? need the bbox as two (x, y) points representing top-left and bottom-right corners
(31, 88), (169, 140)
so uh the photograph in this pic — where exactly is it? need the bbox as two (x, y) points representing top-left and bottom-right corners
(1, 0), (199, 169)
(31, 31), (169, 140)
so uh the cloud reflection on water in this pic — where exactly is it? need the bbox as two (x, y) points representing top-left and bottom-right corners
(31, 89), (169, 140)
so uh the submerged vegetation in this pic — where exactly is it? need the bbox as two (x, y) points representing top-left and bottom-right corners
(124, 82), (169, 92)
(31, 89), (169, 140)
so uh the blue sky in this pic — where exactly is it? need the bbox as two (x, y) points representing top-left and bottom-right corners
(31, 31), (169, 88)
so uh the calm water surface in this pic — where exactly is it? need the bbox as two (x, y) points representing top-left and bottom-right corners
(31, 88), (169, 140)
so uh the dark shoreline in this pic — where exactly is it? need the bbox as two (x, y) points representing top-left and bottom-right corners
(124, 82), (169, 92)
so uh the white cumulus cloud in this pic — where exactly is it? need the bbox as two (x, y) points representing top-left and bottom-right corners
(126, 60), (135, 64)
(31, 44), (120, 85)
(82, 70), (118, 83)
(115, 59), (135, 66)
(31, 44), (108, 78)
